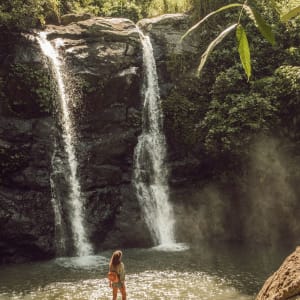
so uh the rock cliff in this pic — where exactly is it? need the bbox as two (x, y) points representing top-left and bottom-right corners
(0, 32), (56, 263)
(0, 17), (147, 262)
(1, 12), (299, 264)
(45, 17), (152, 251)
(0, 13), (200, 262)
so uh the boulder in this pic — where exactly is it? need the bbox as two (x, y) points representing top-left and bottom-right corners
(256, 246), (300, 300)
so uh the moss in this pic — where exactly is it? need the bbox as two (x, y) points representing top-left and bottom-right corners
(162, 91), (201, 149)
(0, 145), (29, 182)
(7, 63), (56, 116)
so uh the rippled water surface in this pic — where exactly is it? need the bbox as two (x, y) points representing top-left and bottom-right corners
(0, 243), (292, 300)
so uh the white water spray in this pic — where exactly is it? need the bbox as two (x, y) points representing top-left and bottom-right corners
(37, 32), (93, 256)
(50, 142), (67, 255)
(133, 29), (176, 246)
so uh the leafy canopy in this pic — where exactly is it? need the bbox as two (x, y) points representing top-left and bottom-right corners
(182, 0), (300, 81)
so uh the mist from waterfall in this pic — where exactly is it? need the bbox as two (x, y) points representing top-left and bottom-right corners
(133, 29), (176, 246)
(244, 137), (299, 245)
(37, 32), (93, 257)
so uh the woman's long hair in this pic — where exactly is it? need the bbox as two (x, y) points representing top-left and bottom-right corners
(109, 250), (122, 269)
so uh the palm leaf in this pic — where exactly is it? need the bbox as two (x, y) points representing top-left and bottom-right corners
(181, 3), (242, 41)
(281, 5), (300, 22)
(244, 5), (275, 45)
(197, 23), (238, 77)
(236, 25), (251, 80)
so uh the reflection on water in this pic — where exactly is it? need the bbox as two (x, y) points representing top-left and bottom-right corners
(0, 243), (293, 300)
(54, 255), (109, 270)
(151, 242), (189, 252)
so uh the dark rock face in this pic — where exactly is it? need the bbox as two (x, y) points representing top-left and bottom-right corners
(0, 14), (201, 263)
(45, 17), (152, 251)
(0, 33), (56, 263)
(0, 17), (153, 263)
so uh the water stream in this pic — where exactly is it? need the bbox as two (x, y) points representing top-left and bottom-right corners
(49, 140), (67, 255)
(37, 32), (93, 257)
(133, 29), (176, 246)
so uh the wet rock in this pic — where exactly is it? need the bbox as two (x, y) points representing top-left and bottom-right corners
(137, 14), (198, 57)
(256, 246), (300, 300)
(0, 14), (203, 263)
(44, 17), (149, 250)
(60, 13), (93, 26)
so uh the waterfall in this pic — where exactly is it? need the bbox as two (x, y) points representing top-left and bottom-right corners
(133, 29), (176, 246)
(50, 141), (67, 255)
(37, 32), (93, 257)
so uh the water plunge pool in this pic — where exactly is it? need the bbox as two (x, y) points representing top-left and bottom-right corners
(0, 242), (292, 300)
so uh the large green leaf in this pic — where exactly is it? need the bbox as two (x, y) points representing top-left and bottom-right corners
(197, 23), (238, 77)
(244, 5), (275, 45)
(181, 3), (242, 41)
(236, 24), (251, 81)
(281, 5), (300, 22)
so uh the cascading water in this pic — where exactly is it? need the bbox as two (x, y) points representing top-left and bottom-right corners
(37, 32), (93, 257)
(133, 29), (176, 246)
(49, 142), (67, 255)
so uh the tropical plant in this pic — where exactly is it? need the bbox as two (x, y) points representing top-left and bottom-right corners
(182, 0), (300, 80)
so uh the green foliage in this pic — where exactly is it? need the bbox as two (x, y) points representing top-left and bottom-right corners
(1, 0), (204, 29)
(0, 0), (60, 30)
(100, 1), (142, 22)
(146, 0), (191, 17)
(236, 24), (251, 80)
(163, 91), (201, 148)
(269, 66), (300, 140)
(182, 1), (278, 79)
(200, 92), (277, 155)
(281, 5), (300, 22)
(244, 5), (276, 45)
(8, 63), (56, 114)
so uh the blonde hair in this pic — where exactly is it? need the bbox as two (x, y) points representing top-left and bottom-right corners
(109, 250), (122, 268)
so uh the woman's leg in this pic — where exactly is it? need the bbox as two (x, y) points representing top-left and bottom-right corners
(112, 287), (118, 300)
(120, 284), (126, 300)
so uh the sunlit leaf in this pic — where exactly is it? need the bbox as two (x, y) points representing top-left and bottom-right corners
(181, 3), (242, 41)
(236, 24), (251, 80)
(244, 5), (275, 45)
(197, 23), (238, 77)
(281, 5), (300, 22)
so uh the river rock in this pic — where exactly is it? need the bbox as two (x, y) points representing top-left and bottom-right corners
(256, 246), (300, 300)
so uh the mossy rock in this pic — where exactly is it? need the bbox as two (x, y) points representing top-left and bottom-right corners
(5, 63), (57, 118)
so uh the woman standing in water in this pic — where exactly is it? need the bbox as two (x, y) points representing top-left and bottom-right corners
(109, 250), (127, 300)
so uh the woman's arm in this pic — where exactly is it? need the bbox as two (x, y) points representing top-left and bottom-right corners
(119, 263), (125, 283)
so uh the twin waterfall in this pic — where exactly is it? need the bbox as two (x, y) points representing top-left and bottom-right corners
(37, 28), (176, 255)
(133, 29), (176, 246)
(37, 33), (93, 257)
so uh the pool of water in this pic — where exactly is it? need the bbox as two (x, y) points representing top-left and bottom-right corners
(0, 242), (293, 300)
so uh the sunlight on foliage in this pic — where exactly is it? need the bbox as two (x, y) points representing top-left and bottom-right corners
(182, 1), (278, 80)
(197, 23), (238, 76)
(147, 0), (192, 17)
(236, 24), (251, 81)
(271, 0), (300, 21)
